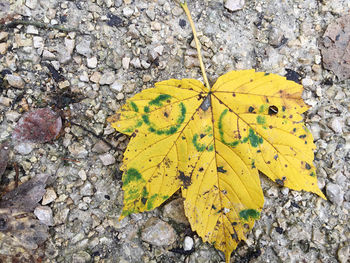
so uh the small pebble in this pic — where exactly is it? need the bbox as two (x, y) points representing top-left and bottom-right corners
(141, 217), (176, 246)
(34, 205), (54, 226)
(225, 0), (245, 12)
(5, 74), (24, 88)
(99, 71), (116, 85)
(326, 183), (344, 205)
(87, 57), (98, 68)
(183, 236), (194, 251)
(99, 153), (116, 166)
(42, 188), (57, 205)
(122, 57), (131, 69)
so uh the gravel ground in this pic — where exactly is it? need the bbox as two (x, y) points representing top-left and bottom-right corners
(0, 0), (349, 262)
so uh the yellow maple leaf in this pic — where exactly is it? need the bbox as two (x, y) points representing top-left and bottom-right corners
(108, 2), (325, 262)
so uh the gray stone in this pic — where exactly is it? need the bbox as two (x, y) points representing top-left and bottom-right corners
(99, 153), (115, 166)
(14, 142), (34, 155)
(5, 110), (21, 122)
(76, 39), (92, 57)
(72, 251), (91, 263)
(225, 0), (245, 12)
(338, 245), (350, 263)
(25, 0), (37, 9)
(326, 183), (344, 205)
(80, 181), (94, 196)
(68, 143), (88, 158)
(34, 205), (54, 226)
(141, 217), (176, 246)
(5, 74), (24, 88)
(110, 80), (123, 93)
(329, 117), (343, 133)
(122, 57), (130, 69)
(33, 36), (44, 49)
(92, 140), (111, 153)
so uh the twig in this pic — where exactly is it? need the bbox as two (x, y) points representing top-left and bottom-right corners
(1, 19), (87, 34)
(69, 121), (116, 149)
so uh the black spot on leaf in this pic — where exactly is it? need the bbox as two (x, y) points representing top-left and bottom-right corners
(268, 105), (278, 115)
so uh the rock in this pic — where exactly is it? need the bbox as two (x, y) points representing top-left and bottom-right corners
(130, 57), (141, 69)
(123, 6), (134, 18)
(58, 80), (70, 89)
(154, 45), (164, 56)
(99, 71), (116, 85)
(25, 0), (37, 9)
(122, 57), (130, 69)
(72, 251), (91, 263)
(326, 183), (344, 205)
(321, 15), (350, 81)
(0, 42), (8, 55)
(184, 56), (200, 68)
(34, 206), (54, 226)
(163, 198), (189, 225)
(146, 8), (155, 21)
(328, 117), (343, 133)
(141, 217), (176, 246)
(225, 0), (245, 12)
(5, 74), (24, 88)
(87, 56), (98, 68)
(26, 25), (39, 35)
(80, 181), (94, 196)
(99, 153), (115, 166)
(78, 170), (87, 181)
(0, 142), (10, 178)
(338, 245), (350, 263)
(68, 143), (88, 158)
(33, 36), (44, 49)
(90, 71), (102, 83)
(5, 110), (21, 122)
(0, 32), (9, 42)
(42, 188), (57, 205)
(183, 236), (194, 251)
(42, 50), (56, 60)
(116, 93), (124, 100)
(151, 21), (161, 31)
(76, 39), (92, 57)
(14, 142), (34, 155)
(141, 60), (151, 69)
(110, 80), (124, 93)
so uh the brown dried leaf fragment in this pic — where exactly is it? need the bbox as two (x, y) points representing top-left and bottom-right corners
(321, 14), (350, 81)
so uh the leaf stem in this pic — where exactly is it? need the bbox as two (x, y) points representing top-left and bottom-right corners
(179, 1), (211, 90)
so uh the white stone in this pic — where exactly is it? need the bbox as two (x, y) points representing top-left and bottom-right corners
(64, 38), (75, 55)
(183, 236), (194, 251)
(42, 188), (57, 205)
(78, 170), (87, 181)
(0, 43), (8, 54)
(26, 25), (39, 35)
(301, 77), (313, 87)
(34, 205), (54, 226)
(25, 0), (37, 9)
(151, 21), (161, 31)
(5, 74), (24, 88)
(154, 45), (164, 56)
(141, 218), (176, 246)
(99, 71), (116, 85)
(225, 0), (245, 11)
(110, 80), (123, 93)
(123, 7), (134, 17)
(87, 56), (98, 68)
(42, 50), (56, 60)
(329, 117), (343, 133)
(99, 153), (115, 166)
(130, 57), (141, 69)
(33, 36), (44, 49)
(5, 110), (21, 122)
(326, 183), (344, 205)
(122, 57), (130, 69)
(116, 92), (124, 100)
(0, 32), (9, 42)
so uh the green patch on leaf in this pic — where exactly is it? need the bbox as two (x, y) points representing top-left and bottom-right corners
(149, 94), (172, 106)
(130, 101), (139, 112)
(239, 209), (260, 221)
(257, 115), (266, 125)
(246, 129), (263, 148)
(123, 168), (144, 186)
